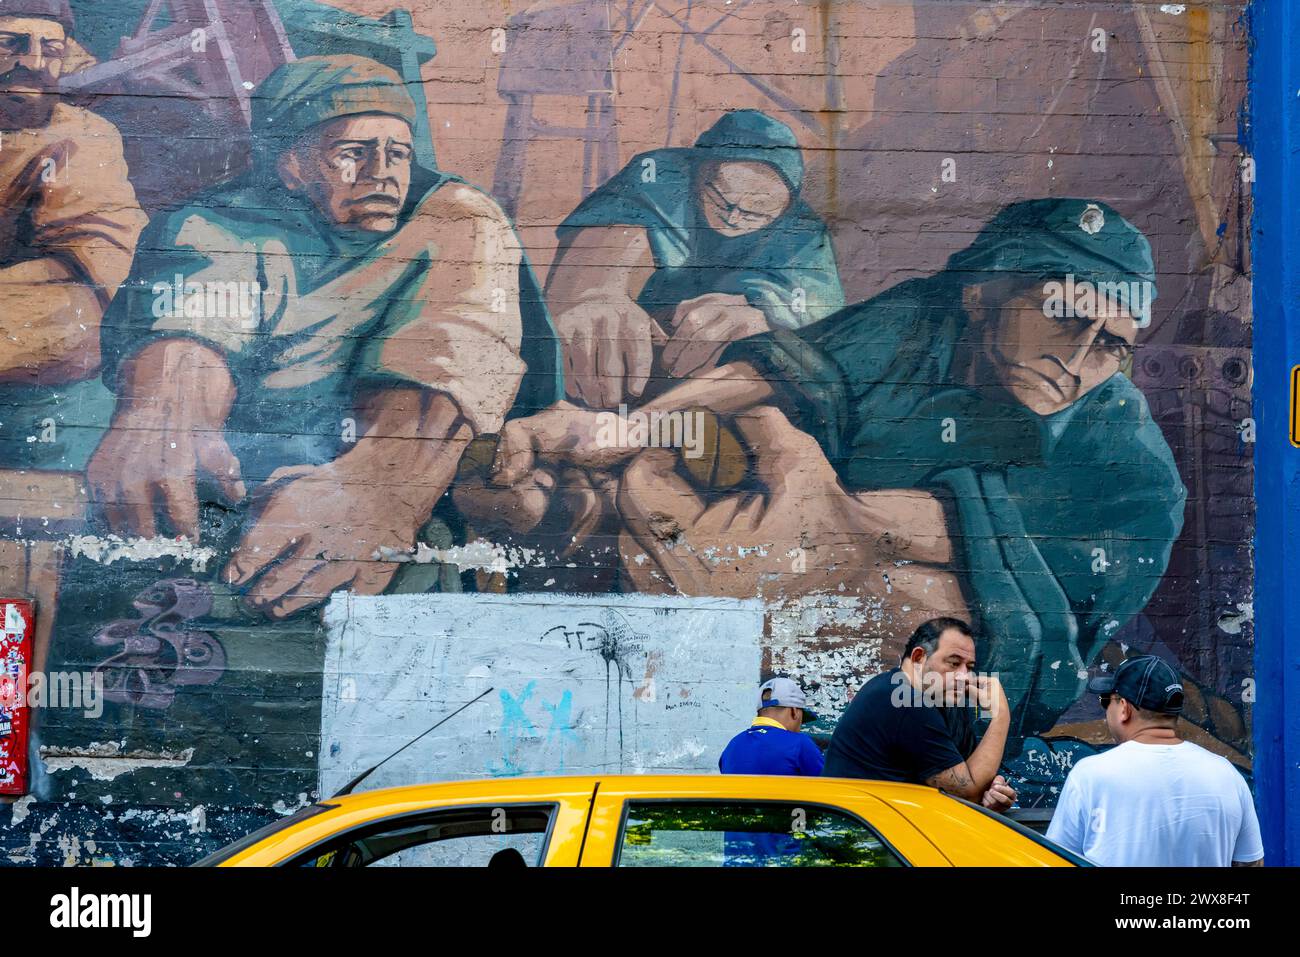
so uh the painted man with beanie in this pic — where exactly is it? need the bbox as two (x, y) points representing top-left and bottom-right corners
(87, 55), (560, 619)
(1046, 655), (1264, 866)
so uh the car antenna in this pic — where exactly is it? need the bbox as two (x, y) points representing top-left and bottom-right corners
(331, 686), (495, 798)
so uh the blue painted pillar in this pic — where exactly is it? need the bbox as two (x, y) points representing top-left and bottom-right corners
(1248, 0), (1300, 867)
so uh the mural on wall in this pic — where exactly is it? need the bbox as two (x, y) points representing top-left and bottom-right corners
(0, 0), (1253, 863)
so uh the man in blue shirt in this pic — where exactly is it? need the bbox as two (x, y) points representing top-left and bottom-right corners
(720, 677), (825, 776)
(718, 677), (824, 865)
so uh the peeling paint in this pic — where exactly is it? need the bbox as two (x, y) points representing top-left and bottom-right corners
(40, 742), (196, 782)
(60, 534), (218, 570)
(376, 539), (541, 575)
(9, 794), (35, 825)
(1217, 601), (1254, 636)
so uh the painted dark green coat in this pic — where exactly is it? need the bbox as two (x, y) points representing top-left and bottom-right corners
(722, 199), (1186, 739)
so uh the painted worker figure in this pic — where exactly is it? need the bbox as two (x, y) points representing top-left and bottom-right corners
(0, 0), (147, 673)
(548, 109), (844, 409)
(86, 55), (561, 620)
(486, 199), (1186, 742)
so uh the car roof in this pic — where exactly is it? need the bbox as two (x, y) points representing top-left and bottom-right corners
(321, 774), (948, 813)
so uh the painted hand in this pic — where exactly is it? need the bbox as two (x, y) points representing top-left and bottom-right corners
(221, 464), (417, 619)
(616, 405), (970, 633)
(662, 293), (769, 380)
(87, 406), (245, 540)
(555, 295), (666, 408)
(454, 465), (615, 558)
(453, 465), (557, 536)
(491, 401), (638, 487)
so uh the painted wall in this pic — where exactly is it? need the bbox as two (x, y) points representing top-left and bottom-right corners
(0, 0), (1257, 865)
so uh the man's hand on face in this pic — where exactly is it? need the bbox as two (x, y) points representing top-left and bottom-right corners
(222, 462), (419, 619)
(974, 672), (1009, 720)
(556, 296), (666, 409)
(980, 775), (1018, 814)
(661, 293), (769, 380)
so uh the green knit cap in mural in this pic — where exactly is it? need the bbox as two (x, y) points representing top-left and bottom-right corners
(945, 198), (1157, 326)
(250, 55), (419, 168)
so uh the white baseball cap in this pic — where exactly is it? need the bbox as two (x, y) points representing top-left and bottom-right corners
(757, 677), (818, 723)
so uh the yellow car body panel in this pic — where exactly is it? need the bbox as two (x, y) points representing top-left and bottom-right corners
(218, 777), (599, 867)
(580, 775), (952, 866)
(211, 774), (1076, 867)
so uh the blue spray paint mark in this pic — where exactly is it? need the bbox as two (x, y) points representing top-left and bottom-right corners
(543, 690), (579, 772)
(489, 681), (537, 777)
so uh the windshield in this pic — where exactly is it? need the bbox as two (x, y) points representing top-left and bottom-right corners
(193, 803), (339, 866)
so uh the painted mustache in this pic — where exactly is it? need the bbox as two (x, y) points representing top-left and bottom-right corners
(0, 65), (54, 91)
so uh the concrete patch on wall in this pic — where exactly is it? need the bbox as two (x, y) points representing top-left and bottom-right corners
(318, 593), (764, 796)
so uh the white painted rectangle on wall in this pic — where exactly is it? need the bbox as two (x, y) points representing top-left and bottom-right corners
(318, 592), (765, 797)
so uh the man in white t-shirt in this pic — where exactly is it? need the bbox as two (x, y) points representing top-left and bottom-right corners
(1046, 655), (1264, 867)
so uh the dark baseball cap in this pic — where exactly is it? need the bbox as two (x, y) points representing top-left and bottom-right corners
(1087, 655), (1184, 714)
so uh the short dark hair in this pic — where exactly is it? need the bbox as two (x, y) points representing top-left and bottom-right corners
(758, 688), (791, 719)
(903, 617), (974, 661)
(1129, 703), (1180, 727)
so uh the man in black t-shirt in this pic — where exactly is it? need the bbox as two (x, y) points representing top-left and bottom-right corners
(822, 617), (1017, 812)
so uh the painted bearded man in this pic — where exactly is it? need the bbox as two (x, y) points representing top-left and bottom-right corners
(485, 199), (1186, 740)
(0, 0), (147, 674)
(86, 55), (560, 620)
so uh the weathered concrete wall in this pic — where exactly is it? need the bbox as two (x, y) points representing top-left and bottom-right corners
(0, 0), (1253, 864)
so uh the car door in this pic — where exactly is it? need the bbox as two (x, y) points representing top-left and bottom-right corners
(283, 803), (561, 867)
(579, 785), (949, 867)
(212, 788), (595, 866)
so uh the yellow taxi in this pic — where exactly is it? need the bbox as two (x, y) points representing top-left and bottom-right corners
(199, 774), (1088, 867)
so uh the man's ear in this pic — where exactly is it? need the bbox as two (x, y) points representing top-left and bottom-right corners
(277, 150), (306, 193)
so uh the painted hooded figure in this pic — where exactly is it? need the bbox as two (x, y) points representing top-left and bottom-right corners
(557, 109), (845, 330)
(719, 198), (1187, 740)
(100, 55), (562, 484)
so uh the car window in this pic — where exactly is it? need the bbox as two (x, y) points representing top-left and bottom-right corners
(288, 805), (555, 868)
(616, 801), (905, 867)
